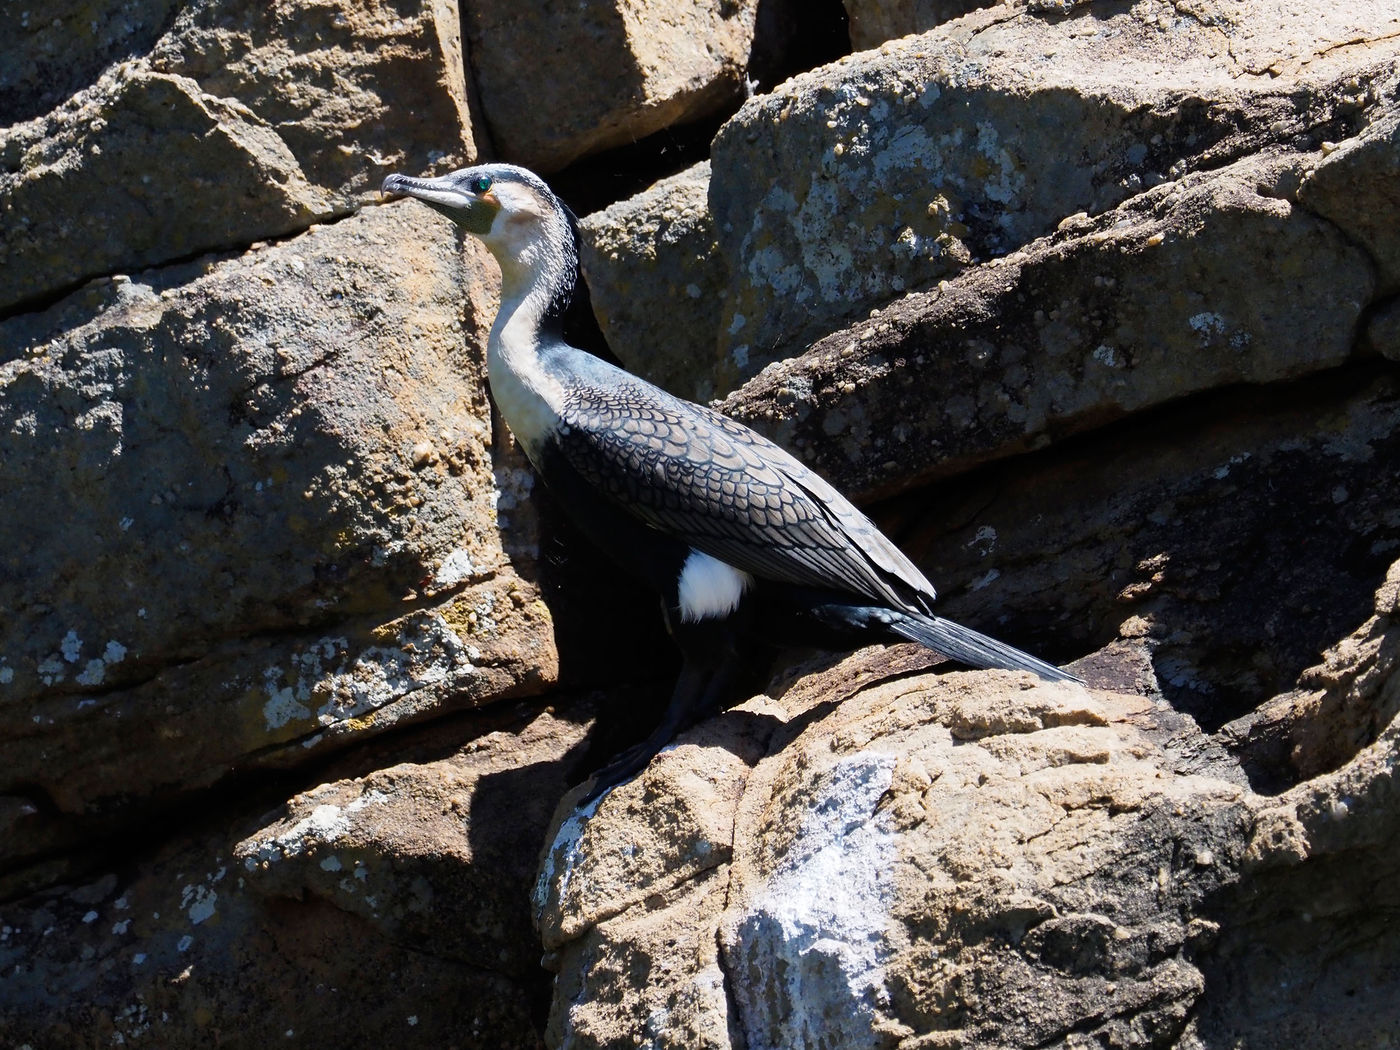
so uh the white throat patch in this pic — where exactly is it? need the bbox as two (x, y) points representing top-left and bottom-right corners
(677, 550), (752, 623)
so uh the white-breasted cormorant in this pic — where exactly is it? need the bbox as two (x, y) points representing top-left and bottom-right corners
(383, 163), (1080, 801)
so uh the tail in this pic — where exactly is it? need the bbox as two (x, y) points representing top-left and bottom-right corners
(885, 609), (1082, 683)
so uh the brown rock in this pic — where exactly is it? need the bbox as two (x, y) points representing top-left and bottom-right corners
(0, 200), (556, 883)
(578, 161), (725, 400)
(0, 0), (477, 311)
(463, 0), (758, 172)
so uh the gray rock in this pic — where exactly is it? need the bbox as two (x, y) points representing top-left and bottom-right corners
(721, 153), (1373, 499)
(579, 161), (726, 400)
(1300, 100), (1400, 295)
(0, 68), (332, 312)
(535, 593), (1400, 1048)
(843, 0), (987, 51)
(707, 0), (1400, 385)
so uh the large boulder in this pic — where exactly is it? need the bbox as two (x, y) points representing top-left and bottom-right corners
(536, 562), (1400, 1047)
(0, 200), (556, 890)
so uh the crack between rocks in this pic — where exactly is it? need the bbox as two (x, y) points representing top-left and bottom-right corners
(0, 203), (363, 325)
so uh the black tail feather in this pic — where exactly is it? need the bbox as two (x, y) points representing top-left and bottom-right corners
(885, 609), (1082, 683)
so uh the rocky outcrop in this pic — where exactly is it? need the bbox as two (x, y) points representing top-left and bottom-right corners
(0, 200), (556, 892)
(536, 575), (1400, 1047)
(3, 0), (1399, 1046)
(581, 0), (1399, 394)
(0, 0), (477, 312)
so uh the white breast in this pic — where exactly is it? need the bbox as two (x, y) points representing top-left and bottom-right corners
(677, 549), (753, 623)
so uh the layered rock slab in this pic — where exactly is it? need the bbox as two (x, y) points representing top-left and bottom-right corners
(720, 153), (1375, 500)
(0, 201), (556, 885)
(0, 0), (476, 311)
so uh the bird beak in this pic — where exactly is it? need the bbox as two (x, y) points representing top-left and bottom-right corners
(381, 172), (496, 234)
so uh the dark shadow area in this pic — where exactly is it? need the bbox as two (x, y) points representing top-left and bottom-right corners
(870, 361), (1400, 736)
(1194, 842), (1400, 1047)
(749, 0), (851, 94)
(548, 112), (731, 218)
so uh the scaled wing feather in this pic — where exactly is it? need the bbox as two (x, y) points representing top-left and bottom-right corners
(553, 370), (936, 612)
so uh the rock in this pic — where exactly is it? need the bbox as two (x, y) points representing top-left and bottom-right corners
(1221, 558), (1400, 789)
(0, 703), (588, 1048)
(707, 0), (1400, 385)
(0, 0), (180, 123)
(876, 369), (1400, 737)
(148, 0), (480, 195)
(1299, 100), (1400, 295)
(536, 611), (1400, 1048)
(0, 68), (332, 313)
(532, 647), (1243, 1048)
(0, 0), (477, 311)
(463, 0), (758, 172)
(0, 199), (556, 886)
(721, 153), (1374, 499)
(579, 161), (726, 399)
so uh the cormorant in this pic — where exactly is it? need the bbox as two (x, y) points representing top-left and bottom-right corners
(382, 163), (1080, 801)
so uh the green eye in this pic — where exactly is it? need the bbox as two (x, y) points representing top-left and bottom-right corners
(470, 175), (492, 194)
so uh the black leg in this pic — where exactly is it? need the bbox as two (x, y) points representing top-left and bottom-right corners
(579, 607), (752, 803)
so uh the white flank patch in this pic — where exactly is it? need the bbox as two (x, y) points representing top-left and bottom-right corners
(677, 550), (752, 623)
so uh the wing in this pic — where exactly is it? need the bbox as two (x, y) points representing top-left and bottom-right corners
(551, 366), (937, 612)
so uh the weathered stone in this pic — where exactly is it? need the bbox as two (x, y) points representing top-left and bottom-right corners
(1221, 558), (1400, 788)
(579, 161), (725, 399)
(0, 200), (556, 880)
(0, 67), (332, 312)
(0, 0), (181, 123)
(464, 0), (758, 172)
(721, 153), (1374, 499)
(149, 0), (479, 195)
(537, 609), (1400, 1048)
(708, 0), (1400, 384)
(0, 0), (477, 311)
(882, 370), (1400, 737)
(1368, 297), (1400, 362)
(1300, 97), (1400, 295)
(0, 703), (587, 1048)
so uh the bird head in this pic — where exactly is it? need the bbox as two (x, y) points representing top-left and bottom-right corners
(382, 163), (567, 251)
